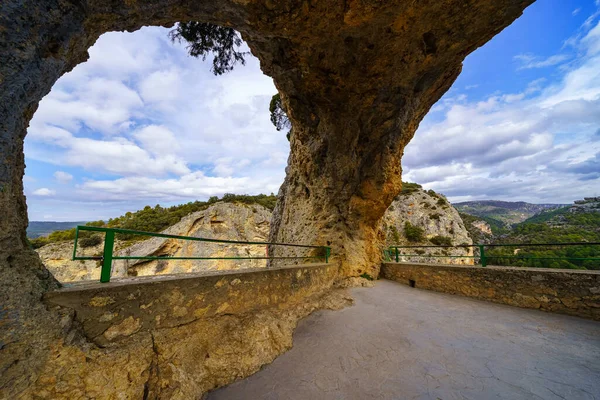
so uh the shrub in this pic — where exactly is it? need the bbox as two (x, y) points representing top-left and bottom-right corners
(80, 235), (102, 248)
(29, 237), (50, 249)
(404, 222), (425, 242)
(389, 226), (401, 243)
(397, 181), (422, 197)
(30, 193), (279, 248)
(360, 272), (374, 281)
(430, 235), (453, 246)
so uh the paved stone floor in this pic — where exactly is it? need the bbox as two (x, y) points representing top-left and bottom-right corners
(209, 280), (600, 400)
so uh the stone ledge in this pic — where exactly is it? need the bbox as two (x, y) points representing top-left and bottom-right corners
(381, 262), (600, 320)
(44, 263), (338, 346)
(384, 262), (600, 274)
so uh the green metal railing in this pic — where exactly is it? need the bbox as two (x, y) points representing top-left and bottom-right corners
(384, 242), (600, 268)
(72, 226), (331, 283)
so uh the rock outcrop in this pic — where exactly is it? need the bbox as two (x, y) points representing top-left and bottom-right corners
(472, 220), (493, 236)
(29, 268), (352, 399)
(37, 202), (273, 282)
(571, 197), (600, 213)
(115, 202), (272, 277)
(381, 189), (473, 265)
(36, 240), (104, 282)
(458, 212), (498, 244)
(40, 195), (472, 282)
(1, 0), (534, 396)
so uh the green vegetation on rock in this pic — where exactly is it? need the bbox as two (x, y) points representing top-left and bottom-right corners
(169, 22), (247, 75)
(397, 182), (423, 196)
(459, 212), (509, 236)
(517, 206), (570, 225)
(486, 209), (600, 270)
(29, 194), (277, 249)
(430, 235), (453, 246)
(79, 235), (102, 248)
(269, 93), (292, 141)
(404, 221), (425, 242)
(389, 225), (401, 243)
(454, 200), (568, 225)
(359, 272), (374, 281)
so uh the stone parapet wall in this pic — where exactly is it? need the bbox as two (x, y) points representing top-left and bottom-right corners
(25, 263), (350, 399)
(381, 263), (600, 320)
(45, 263), (338, 347)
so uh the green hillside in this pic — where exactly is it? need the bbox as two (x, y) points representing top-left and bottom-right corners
(517, 206), (570, 225)
(486, 208), (600, 270)
(458, 212), (509, 236)
(453, 200), (568, 225)
(29, 193), (277, 249)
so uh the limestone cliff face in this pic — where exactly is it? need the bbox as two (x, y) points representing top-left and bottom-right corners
(37, 202), (272, 282)
(36, 241), (103, 282)
(472, 220), (493, 236)
(1, 0), (534, 396)
(114, 202), (272, 277)
(571, 197), (600, 213)
(39, 195), (471, 281)
(381, 189), (474, 265)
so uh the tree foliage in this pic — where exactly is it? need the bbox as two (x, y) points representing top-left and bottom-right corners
(79, 235), (102, 248)
(430, 235), (453, 246)
(486, 210), (600, 270)
(169, 22), (247, 75)
(459, 212), (509, 236)
(396, 182), (423, 197)
(269, 93), (292, 140)
(29, 193), (278, 248)
(404, 221), (425, 243)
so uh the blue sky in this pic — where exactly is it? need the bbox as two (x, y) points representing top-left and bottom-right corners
(25, 0), (600, 221)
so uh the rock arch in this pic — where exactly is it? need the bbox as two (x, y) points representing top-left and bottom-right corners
(0, 0), (533, 396)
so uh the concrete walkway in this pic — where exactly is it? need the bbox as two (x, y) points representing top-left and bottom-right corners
(209, 280), (600, 400)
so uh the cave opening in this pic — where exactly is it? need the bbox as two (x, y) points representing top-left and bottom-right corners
(24, 25), (293, 282)
(0, 1), (536, 397)
(25, 25), (286, 224)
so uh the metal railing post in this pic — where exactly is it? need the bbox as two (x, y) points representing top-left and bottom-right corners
(100, 230), (115, 283)
(478, 244), (487, 267)
(395, 247), (399, 263)
(72, 226), (80, 261)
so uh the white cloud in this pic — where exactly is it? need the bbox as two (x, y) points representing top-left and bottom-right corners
(32, 78), (143, 135)
(26, 14), (600, 220)
(33, 188), (56, 197)
(133, 125), (180, 155)
(514, 53), (570, 70)
(25, 26), (286, 219)
(66, 136), (190, 176)
(138, 69), (182, 109)
(404, 20), (600, 204)
(573, 8), (582, 17)
(79, 172), (282, 202)
(581, 18), (600, 56)
(54, 171), (73, 184)
(29, 124), (191, 176)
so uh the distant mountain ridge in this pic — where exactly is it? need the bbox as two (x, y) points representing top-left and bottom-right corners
(457, 198), (599, 270)
(453, 200), (569, 225)
(27, 221), (86, 238)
